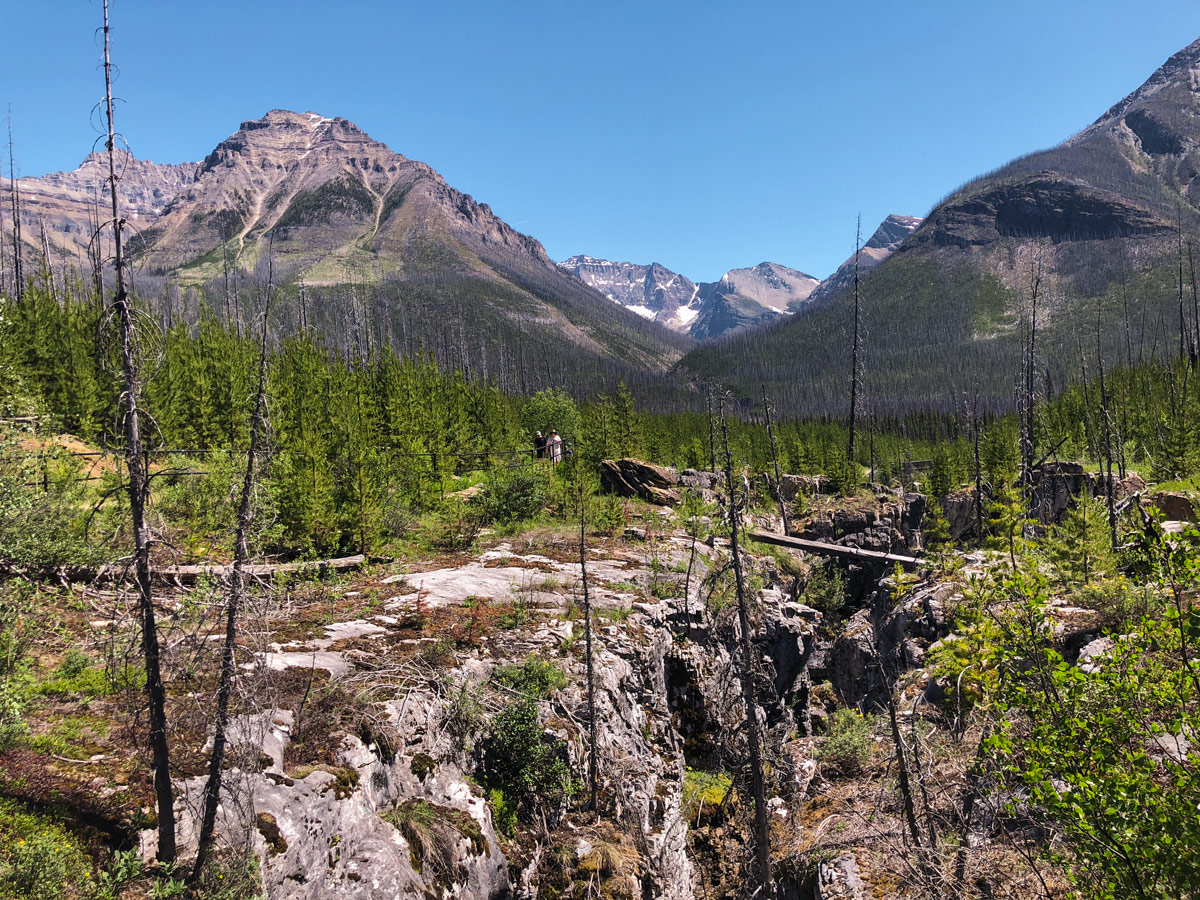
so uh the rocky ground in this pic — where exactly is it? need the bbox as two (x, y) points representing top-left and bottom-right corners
(12, 471), (1194, 899)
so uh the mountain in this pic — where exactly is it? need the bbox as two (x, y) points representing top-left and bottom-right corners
(678, 37), (1200, 418)
(558, 256), (702, 332)
(690, 262), (820, 340)
(718, 261), (821, 312)
(10, 152), (199, 264)
(806, 214), (922, 306)
(3, 110), (690, 390)
(559, 256), (818, 340)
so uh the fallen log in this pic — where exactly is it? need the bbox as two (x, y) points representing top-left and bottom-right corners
(84, 554), (368, 585)
(749, 530), (922, 569)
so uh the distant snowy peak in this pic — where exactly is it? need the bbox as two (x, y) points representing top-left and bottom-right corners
(559, 255), (819, 339)
(558, 256), (701, 332)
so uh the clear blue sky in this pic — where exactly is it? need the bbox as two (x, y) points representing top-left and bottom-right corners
(4, 1), (1200, 282)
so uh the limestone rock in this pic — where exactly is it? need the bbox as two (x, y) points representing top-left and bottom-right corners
(816, 852), (867, 899)
(601, 458), (682, 505)
(942, 488), (987, 541)
(1077, 637), (1113, 674)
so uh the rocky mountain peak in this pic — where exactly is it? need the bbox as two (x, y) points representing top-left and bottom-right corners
(557, 256), (702, 332)
(716, 262), (820, 312)
(1084, 35), (1200, 135)
(198, 109), (402, 178)
(865, 214), (923, 250)
(804, 213), (922, 306)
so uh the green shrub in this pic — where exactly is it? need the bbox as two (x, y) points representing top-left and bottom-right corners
(925, 580), (1003, 713)
(492, 656), (567, 699)
(91, 849), (142, 900)
(37, 660), (143, 700)
(0, 800), (92, 900)
(1076, 577), (1161, 629)
(0, 584), (33, 752)
(1042, 492), (1116, 589)
(682, 767), (733, 823)
(57, 649), (91, 679)
(473, 466), (545, 526)
(588, 492), (626, 536)
(480, 697), (572, 829)
(817, 708), (874, 774)
(802, 564), (847, 616)
(988, 564), (1200, 899)
(486, 788), (517, 836)
(423, 502), (482, 551)
(595, 605), (632, 624)
(0, 672), (30, 753)
(0, 452), (97, 575)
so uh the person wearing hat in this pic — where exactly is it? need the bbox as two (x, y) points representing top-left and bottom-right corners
(548, 430), (563, 464)
(534, 431), (547, 459)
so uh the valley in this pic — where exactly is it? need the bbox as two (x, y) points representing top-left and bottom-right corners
(3, 7), (1200, 900)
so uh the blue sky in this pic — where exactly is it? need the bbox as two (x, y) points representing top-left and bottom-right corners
(4, 1), (1200, 282)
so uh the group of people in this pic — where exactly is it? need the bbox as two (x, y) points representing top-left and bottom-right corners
(534, 430), (564, 464)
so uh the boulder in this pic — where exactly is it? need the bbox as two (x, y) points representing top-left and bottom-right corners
(1116, 472), (1146, 499)
(1149, 491), (1196, 522)
(678, 469), (721, 501)
(816, 852), (867, 899)
(601, 458), (682, 505)
(778, 474), (831, 499)
(1030, 463), (1087, 524)
(828, 610), (883, 707)
(1077, 637), (1113, 674)
(943, 488), (986, 541)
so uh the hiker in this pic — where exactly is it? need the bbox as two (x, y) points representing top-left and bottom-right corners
(548, 429), (563, 464)
(534, 431), (546, 459)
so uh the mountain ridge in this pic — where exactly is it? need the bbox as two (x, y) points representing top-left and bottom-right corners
(559, 254), (820, 339)
(2, 109), (691, 393)
(677, 33), (1200, 417)
(560, 225), (918, 340)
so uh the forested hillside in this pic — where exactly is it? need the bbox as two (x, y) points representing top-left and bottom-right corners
(680, 37), (1200, 419)
(1, 110), (691, 399)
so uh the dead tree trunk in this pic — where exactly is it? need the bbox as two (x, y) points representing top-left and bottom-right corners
(707, 391), (717, 472)
(579, 480), (599, 813)
(847, 216), (862, 462)
(1096, 304), (1118, 550)
(191, 251), (274, 881)
(38, 220), (57, 303)
(1118, 264), (1133, 478)
(762, 385), (789, 535)
(1020, 256), (1042, 499)
(1189, 241), (1199, 366)
(7, 107), (23, 303)
(874, 649), (941, 887)
(1178, 209), (1187, 364)
(719, 400), (773, 899)
(972, 392), (984, 547)
(951, 725), (992, 899)
(102, 0), (175, 863)
(0, 148), (5, 297)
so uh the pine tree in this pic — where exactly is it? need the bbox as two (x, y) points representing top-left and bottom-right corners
(1044, 490), (1115, 588)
